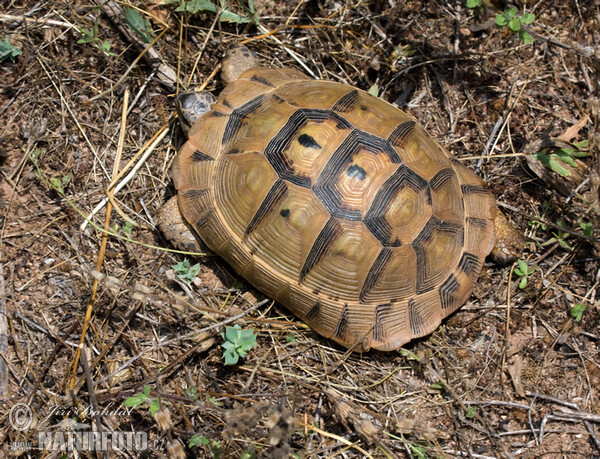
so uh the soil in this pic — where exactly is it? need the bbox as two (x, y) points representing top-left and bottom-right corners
(1, 1), (599, 457)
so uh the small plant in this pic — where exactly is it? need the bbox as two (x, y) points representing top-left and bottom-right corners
(78, 25), (114, 56)
(465, 406), (477, 419)
(495, 7), (535, 44)
(542, 221), (573, 250)
(172, 258), (201, 283)
(189, 434), (222, 457)
(123, 385), (160, 415)
(466, 2), (535, 44)
(570, 303), (587, 322)
(123, 6), (156, 43)
(0, 36), (22, 63)
(514, 259), (536, 289)
(579, 221), (593, 237)
(532, 140), (589, 177)
(221, 325), (257, 365)
(170, 0), (257, 24)
(50, 173), (73, 195)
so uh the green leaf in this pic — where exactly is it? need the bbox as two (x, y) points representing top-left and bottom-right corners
(149, 398), (160, 416)
(570, 303), (587, 322)
(221, 325), (257, 365)
(508, 18), (521, 33)
(519, 30), (533, 44)
(522, 13), (535, 25)
(518, 276), (528, 289)
(189, 434), (209, 448)
(466, 0), (482, 8)
(465, 406), (476, 418)
(77, 28), (97, 45)
(516, 259), (528, 275)
(123, 396), (143, 407)
(580, 221), (593, 237)
(495, 14), (508, 27)
(219, 9), (251, 23)
(0, 36), (22, 63)
(172, 258), (201, 283)
(505, 7), (517, 19)
(123, 7), (156, 43)
(176, 0), (217, 13)
(368, 84), (379, 97)
(223, 348), (239, 365)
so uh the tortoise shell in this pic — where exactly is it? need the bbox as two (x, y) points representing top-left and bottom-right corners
(173, 67), (496, 351)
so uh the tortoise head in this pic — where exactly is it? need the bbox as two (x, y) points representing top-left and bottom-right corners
(175, 92), (217, 134)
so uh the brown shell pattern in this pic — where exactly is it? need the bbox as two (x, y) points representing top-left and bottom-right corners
(173, 67), (497, 351)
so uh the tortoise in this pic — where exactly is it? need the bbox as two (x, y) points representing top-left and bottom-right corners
(157, 45), (522, 352)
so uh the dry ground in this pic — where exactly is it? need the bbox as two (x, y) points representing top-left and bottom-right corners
(1, 0), (599, 457)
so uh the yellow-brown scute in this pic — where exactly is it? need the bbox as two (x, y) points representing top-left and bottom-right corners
(175, 68), (497, 351)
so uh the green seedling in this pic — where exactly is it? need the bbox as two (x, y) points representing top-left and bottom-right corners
(495, 7), (535, 44)
(123, 385), (160, 415)
(514, 259), (536, 289)
(123, 6), (156, 43)
(221, 325), (257, 365)
(579, 221), (593, 237)
(466, 0), (482, 8)
(189, 434), (222, 458)
(570, 303), (587, 322)
(49, 173), (73, 195)
(171, 0), (257, 24)
(172, 258), (201, 283)
(0, 36), (22, 63)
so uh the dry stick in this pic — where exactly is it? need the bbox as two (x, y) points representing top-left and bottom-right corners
(0, 249), (7, 396)
(71, 300), (143, 393)
(68, 91), (130, 392)
(80, 347), (109, 459)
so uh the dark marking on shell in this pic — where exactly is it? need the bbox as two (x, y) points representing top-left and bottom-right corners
(304, 301), (320, 320)
(459, 252), (480, 276)
(364, 165), (428, 246)
(429, 167), (456, 192)
(411, 216), (464, 294)
(314, 129), (402, 221)
(280, 208), (290, 218)
(347, 164), (366, 180)
(222, 95), (266, 144)
(245, 179), (288, 237)
(332, 90), (359, 113)
(360, 248), (392, 303)
(298, 133), (321, 149)
(388, 121), (416, 147)
(250, 74), (275, 87)
(264, 109), (352, 188)
(439, 274), (460, 310)
(334, 305), (349, 340)
(191, 150), (214, 162)
(300, 217), (341, 281)
(373, 303), (392, 342)
(408, 299), (424, 336)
